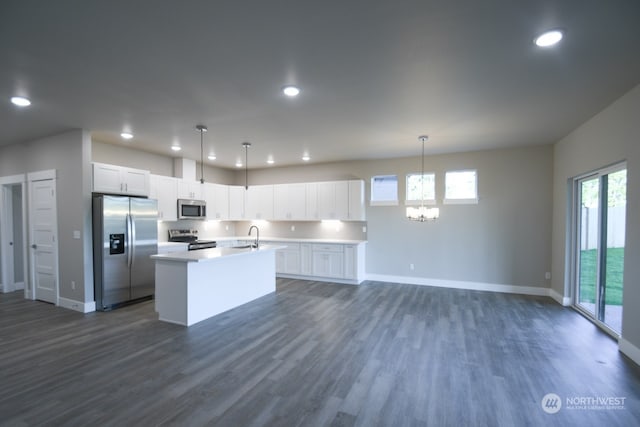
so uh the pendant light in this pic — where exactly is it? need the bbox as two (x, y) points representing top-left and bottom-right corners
(406, 135), (440, 222)
(196, 124), (208, 183)
(242, 142), (251, 189)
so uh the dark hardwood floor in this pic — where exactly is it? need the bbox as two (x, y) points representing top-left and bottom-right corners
(1, 279), (639, 426)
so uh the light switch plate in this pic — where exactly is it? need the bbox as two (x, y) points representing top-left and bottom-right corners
(73, 230), (81, 239)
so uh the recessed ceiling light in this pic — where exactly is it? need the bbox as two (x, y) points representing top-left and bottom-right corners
(208, 154), (216, 160)
(302, 154), (310, 162)
(534, 30), (563, 47)
(282, 85), (300, 97)
(171, 145), (181, 151)
(267, 158), (275, 165)
(120, 132), (133, 140)
(235, 161), (243, 168)
(11, 96), (31, 107)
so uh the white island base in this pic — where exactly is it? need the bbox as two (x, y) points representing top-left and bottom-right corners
(152, 246), (282, 326)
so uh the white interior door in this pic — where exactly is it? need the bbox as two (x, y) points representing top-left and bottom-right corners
(0, 185), (15, 292)
(1, 175), (28, 296)
(28, 172), (59, 304)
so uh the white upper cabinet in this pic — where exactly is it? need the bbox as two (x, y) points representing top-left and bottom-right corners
(228, 186), (246, 220)
(305, 182), (319, 220)
(149, 174), (178, 221)
(274, 183), (307, 220)
(348, 180), (366, 220)
(92, 162), (150, 196)
(177, 180), (203, 200)
(203, 183), (229, 220)
(245, 185), (274, 220)
(317, 181), (349, 220)
(98, 166), (365, 222)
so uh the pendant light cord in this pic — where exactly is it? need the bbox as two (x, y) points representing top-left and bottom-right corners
(420, 136), (425, 209)
(242, 142), (251, 190)
(200, 129), (204, 184)
(196, 124), (208, 184)
(245, 145), (249, 190)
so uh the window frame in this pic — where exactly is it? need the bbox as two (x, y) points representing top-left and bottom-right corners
(370, 174), (399, 206)
(405, 172), (437, 206)
(444, 169), (478, 204)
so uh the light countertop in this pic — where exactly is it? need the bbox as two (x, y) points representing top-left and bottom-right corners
(151, 244), (285, 263)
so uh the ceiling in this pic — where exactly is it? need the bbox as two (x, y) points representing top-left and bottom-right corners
(1, 1), (639, 169)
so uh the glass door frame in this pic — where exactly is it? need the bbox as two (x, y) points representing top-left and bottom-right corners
(571, 161), (626, 338)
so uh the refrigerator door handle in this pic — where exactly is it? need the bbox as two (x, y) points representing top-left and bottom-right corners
(130, 214), (136, 266)
(126, 213), (133, 268)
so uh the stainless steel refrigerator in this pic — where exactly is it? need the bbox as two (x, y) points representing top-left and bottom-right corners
(93, 195), (158, 311)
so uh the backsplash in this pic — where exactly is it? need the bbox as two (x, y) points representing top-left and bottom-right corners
(157, 220), (238, 242)
(233, 221), (368, 241)
(157, 220), (367, 241)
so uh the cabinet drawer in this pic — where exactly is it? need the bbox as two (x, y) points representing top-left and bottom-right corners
(311, 244), (343, 253)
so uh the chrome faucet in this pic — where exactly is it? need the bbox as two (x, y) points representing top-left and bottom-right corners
(248, 225), (259, 248)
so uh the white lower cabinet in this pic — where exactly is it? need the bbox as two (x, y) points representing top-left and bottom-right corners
(276, 243), (301, 275)
(300, 244), (312, 275)
(311, 244), (344, 278)
(273, 241), (365, 284)
(344, 245), (358, 279)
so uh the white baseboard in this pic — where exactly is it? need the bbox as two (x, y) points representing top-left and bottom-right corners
(0, 282), (25, 293)
(549, 288), (571, 306)
(366, 274), (551, 297)
(58, 297), (96, 313)
(619, 338), (640, 366)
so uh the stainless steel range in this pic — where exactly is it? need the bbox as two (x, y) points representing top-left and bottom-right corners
(168, 229), (217, 251)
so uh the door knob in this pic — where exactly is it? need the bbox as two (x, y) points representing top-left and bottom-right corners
(31, 244), (37, 249)
(9, 242), (13, 246)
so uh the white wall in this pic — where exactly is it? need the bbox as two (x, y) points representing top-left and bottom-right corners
(0, 129), (93, 305)
(552, 83), (640, 357)
(244, 144), (554, 289)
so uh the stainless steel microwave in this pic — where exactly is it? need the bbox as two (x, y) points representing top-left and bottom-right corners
(177, 199), (206, 220)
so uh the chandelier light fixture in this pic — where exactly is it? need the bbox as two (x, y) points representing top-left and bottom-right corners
(406, 135), (440, 222)
(196, 124), (208, 183)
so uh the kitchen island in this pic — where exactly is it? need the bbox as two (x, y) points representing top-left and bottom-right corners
(151, 245), (284, 326)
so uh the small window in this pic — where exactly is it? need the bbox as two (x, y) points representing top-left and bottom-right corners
(370, 175), (398, 206)
(445, 170), (478, 204)
(406, 173), (436, 205)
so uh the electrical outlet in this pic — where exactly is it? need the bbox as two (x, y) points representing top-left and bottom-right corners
(545, 272), (551, 280)
(291, 225), (295, 231)
(71, 281), (76, 290)
(362, 226), (367, 233)
(410, 263), (414, 270)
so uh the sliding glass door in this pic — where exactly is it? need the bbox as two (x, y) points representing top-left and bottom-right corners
(575, 165), (626, 335)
